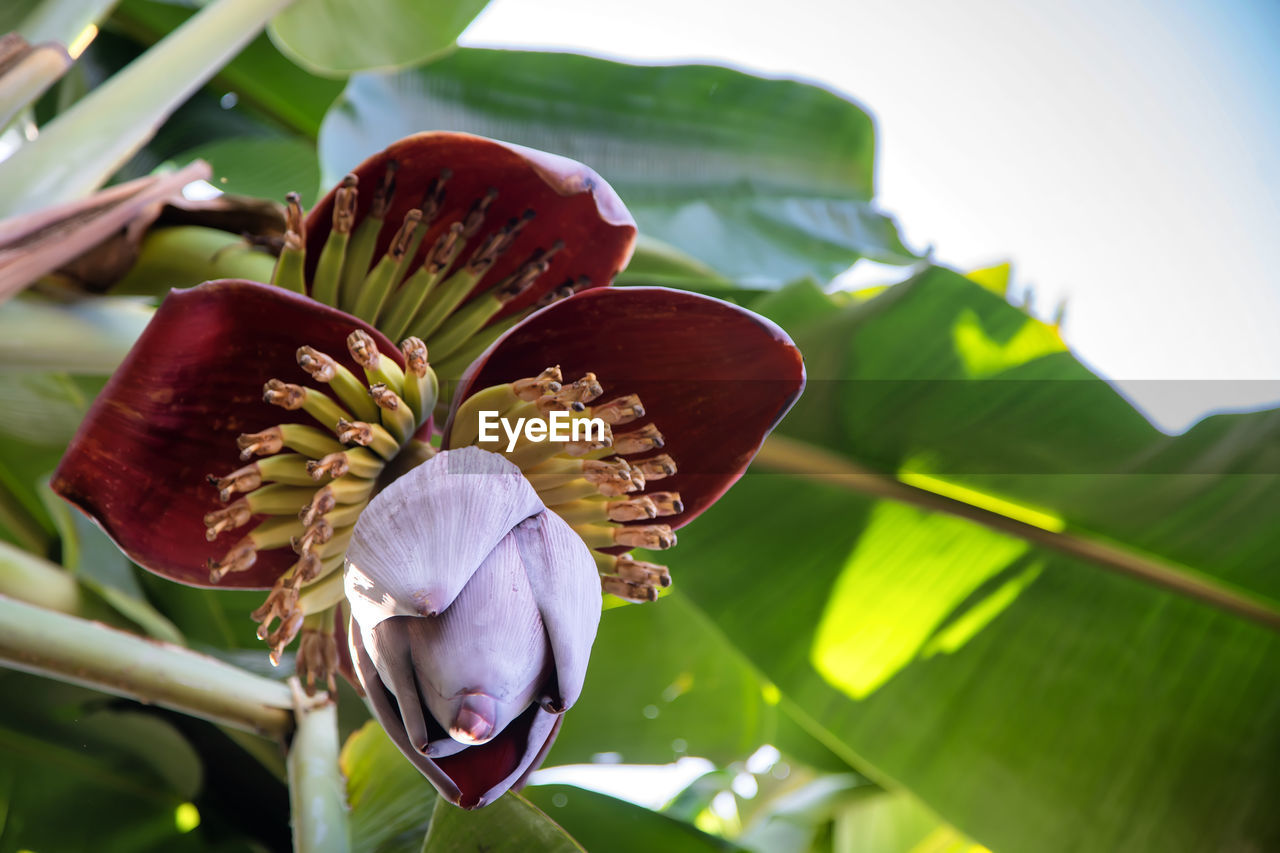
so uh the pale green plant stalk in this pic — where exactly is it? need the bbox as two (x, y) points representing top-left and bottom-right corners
(288, 680), (350, 852)
(0, 37), (71, 131)
(14, 0), (121, 47)
(0, 0), (298, 216)
(0, 540), (81, 612)
(0, 593), (294, 736)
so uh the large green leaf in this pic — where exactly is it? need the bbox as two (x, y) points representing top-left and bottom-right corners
(342, 721), (436, 853)
(268, 0), (488, 77)
(421, 792), (584, 852)
(665, 268), (1280, 852)
(549, 592), (777, 767)
(319, 49), (917, 286)
(525, 784), (745, 852)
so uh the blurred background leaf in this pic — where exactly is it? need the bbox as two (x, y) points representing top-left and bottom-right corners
(319, 49), (919, 286)
(0, 671), (288, 851)
(269, 0), (489, 76)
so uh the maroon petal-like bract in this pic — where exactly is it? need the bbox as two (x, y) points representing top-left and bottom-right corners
(306, 132), (636, 320)
(445, 287), (806, 529)
(51, 280), (402, 588)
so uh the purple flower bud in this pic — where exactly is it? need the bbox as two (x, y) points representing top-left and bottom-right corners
(344, 447), (601, 808)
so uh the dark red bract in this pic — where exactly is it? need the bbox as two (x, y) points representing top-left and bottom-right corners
(446, 286), (806, 530)
(305, 132), (636, 321)
(52, 280), (401, 588)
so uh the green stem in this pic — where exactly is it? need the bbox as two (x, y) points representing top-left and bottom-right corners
(0, 0), (299, 215)
(0, 541), (80, 613)
(287, 679), (349, 853)
(754, 434), (1280, 632)
(0, 593), (294, 736)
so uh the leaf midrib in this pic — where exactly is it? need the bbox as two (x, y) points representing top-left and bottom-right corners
(753, 434), (1280, 631)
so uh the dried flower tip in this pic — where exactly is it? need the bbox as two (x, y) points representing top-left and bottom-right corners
(204, 500), (252, 541)
(582, 458), (633, 485)
(606, 496), (658, 522)
(600, 574), (659, 603)
(534, 395), (585, 415)
(307, 453), (350, 480)
(336, 418), (373, 446)
(496, 240), (559, 301)
(425, 222), (463, 273)
(284, 192), (305, 245)
(513, 366), (562, 400)
(593, 394), (645, 425)
(293, 551), (324, 585)
(535, 282), (577, 309)
(462, 187), (499, 238)
(565, 422), (613, 456)
(263, 379), (306, 410)
(292, 519), (334, 555)
(614, 423), (665, 455)
(346, 330), (381, 369)
(496, 257), (551, 302)
(418, 170), (451, 223)
(299, 486), (336, 526)
(553, 373), (603, 406)
(613, 524), (676, 550)
(399, 337), (429, 377)
(297, 346), (338, 383)
(267, 611), (305, 666)
(370, 161), (398, 218)
(333, 175), (358, 233)
(596, 476), (639, 497)
(208, 537), (257, 582)
(634, 454), (677, 480)
(615, 555), (672, 588)
(207, 464), (262, 502)
(466, 217), (517, 275)
(252, 575), (298, 628)
(390, 209), (423, 260)
(646, 491), (684, 517)
(369, 383), (400, 411)
(236, 427), (284, 460)
(297, 627), (338, 695)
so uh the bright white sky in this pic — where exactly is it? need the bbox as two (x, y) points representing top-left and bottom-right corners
(462, 0), (1280, 433)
